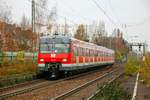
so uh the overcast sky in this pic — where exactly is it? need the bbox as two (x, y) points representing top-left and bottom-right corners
(1, 0), (150, 51)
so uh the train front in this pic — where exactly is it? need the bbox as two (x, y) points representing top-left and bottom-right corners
(37, 35), (71, 78)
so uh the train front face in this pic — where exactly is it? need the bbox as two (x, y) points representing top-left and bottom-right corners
(37, 36), (71, 78)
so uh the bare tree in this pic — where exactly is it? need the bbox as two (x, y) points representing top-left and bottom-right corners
(35, 0), (48, 32)
(0, 2), (12, 23)
(20, 15), (30, 30)
(47, 5), (57, 34)
(91, 21), (108, 46)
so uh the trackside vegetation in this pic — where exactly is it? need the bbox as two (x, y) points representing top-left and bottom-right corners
(0, 51), (37, 77)
(91, 81), (131, 100)
(140, 53), (150, 87)
(0, 51), (37, 87)
(124, 56), (140, 76)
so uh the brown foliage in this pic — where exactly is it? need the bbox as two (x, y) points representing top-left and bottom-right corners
(74, 24), (88, 41)
(0, 21), (37, 51)
(0, 60), (37, 77)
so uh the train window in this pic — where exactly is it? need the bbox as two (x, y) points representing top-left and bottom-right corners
(99, 51), (102, 57)
(83, 48), (85, 56)
(95, 50), (98, 57)
(90, 50), (92, 56)
(74, 46), (76, 55)
(79, 47), (82, 56)
(92, 50), (94, 56)
(86, 49), (89, 56)
(82, 48), (85, 56)
(78, 47), (80, 56)
(98, 51), (101, 57)
(74, 46), (78, 56)
(40, 43), (70, 53)
(40, 44), (53, 53)
(103, 52), (104, 57)
(87, 49), (89, 56)
(101, 51), (103, 57)
(86, 49), (88, 56)
(98, 51), (100, 57)
(91, 50), (93, 56)
(84, 49), (86, 56)
(55, 44), (70, 53)
(80, 47), (82, 56)
(81, 48), (83, 56)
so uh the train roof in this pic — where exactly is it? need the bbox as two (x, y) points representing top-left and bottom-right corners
(40, 35), (70, 43)
(40, 35), (114, 53)
(71, 38), (114, 53)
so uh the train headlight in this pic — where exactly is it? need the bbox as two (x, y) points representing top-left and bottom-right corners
(40, 58), (44, 62)
(62, 58), (67, 62)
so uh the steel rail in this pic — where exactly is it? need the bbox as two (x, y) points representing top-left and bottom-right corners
(0, 79), (44, 93)
(0, 66), (113, 99)
(87, 73), (123, 100)
(52, 67), (123, 100)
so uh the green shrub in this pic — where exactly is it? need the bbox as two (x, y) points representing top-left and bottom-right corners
(16, 51), (25, 63)
(125, 57), (140, 76)
(92, 82), (131, 100)
(140, 54), (150, 87)
(0, 73), (37, 88)
(0, 51), (4, 67)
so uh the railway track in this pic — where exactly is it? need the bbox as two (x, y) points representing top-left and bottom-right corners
(52, 67), (123, 100)
(0, 79), (45, 93)
(0, 65), (115, 100)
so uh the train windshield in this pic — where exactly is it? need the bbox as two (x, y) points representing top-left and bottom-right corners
(40, 37), (70, 53)
(40, 43), (70, 53)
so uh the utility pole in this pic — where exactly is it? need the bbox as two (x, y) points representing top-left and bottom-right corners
(32, 0), (35, 33)
(32, 0), (36, 56)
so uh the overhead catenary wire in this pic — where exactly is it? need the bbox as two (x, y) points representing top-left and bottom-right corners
(58, 0), (92, 22)
(127, 17), (150, 27)
(27, 0), (77, 24)
(90, 0), (116, 26)
(108, 0), (122, 25)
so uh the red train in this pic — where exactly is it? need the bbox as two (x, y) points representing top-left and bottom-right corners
(37, 35), (115, 78)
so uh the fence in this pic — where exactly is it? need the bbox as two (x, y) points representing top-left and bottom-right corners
(0, 51), (38, 64)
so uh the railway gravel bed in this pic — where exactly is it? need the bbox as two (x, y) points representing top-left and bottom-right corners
(1, 66), (114, 99)
(54, 67), (123, 100)
(6, 64), (121, 100)
(0, 79), (45, 94)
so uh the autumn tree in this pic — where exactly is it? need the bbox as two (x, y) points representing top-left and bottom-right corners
(14, 28), (37, 51)
(0, 32), (2, 51)
(74, 24), (88, 41)
(91, 21), (109, 47)
(0, 1), (12, 23)
(4, 32), (18, 51)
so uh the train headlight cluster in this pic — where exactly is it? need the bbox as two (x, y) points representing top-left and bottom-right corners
(40, 58), (44, 62)
(62, 58), (67, 62)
